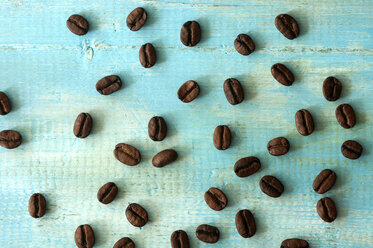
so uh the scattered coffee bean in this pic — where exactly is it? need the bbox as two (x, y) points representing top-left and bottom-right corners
(113, 237), (135, 248)
(125, 203), (148, 227)
(114, 143), (141, 166)
(73, 113), (92, 138)
(148, 116), (167, 141)
(234, 34), (255, 56)
(235, 209), (256, 238)
(317, 197), (337, 223)
(234, 156), (261, 178)
(28, 193), (46, 218)
(75, 224), (95, 248)
(323, 76), (342, 101)
(281, 238), (309, 248)
(180, 21), (201, 47)
(0, 130), (22, 149)
(275, 14), (299, 40)
(267, 137), (290, 156)
(177, 80), (200, 103)
(341, 140), (363, 159)
(204, 187), (227, 211)
(126, 7), (147, 31)
(96, 75), (122, 95)
(66, 14), (89, 35)
(335, 104), (356, 129)
(0, 91), (11, 115)
(213, 125), (231, 150)
(259, 175), (284, 197)
(171, 230), (190, 248)
(271, 63), (294, 86)
(97, 182), (118, 204)
(295, 109), (314, 136)
(223, 78), (244, 105)
(152, 149), (178, 167)
(195, 224), (219, 244)
(139, 43), (156, 68)
(313, 169), (337, 194)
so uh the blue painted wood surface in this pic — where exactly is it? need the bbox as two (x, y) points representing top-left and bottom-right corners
(0, 0), (372, 247)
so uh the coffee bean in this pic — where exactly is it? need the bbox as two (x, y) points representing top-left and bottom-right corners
(73, 113), (92, 138)
(317, 197), (337, 223)
(180, 21), (201, 47)
(213, 125), (231, 150)
(295, 109), (314, 136)
(341, 140), (363, 159)
(234, 34), (255, 56)
(148, 116), (167, 141)
(275, 14), (299, 40)
(267, 137), (290, 156)
(0, 130), (22, 149)
(139, 43), (156, 68)
(126, 7), (147, 31)
(313, 169), (337, 194)
(97, 182), (118, 204)
(125, 203), (148, 227)
(152, 149), (178, 168)
(28, 193), (46, 218)
(114, 143), (141, 166)
(281, 238), (309, 248)
(223, 78), (244, 105)
(0, 91), (11, 115)
(113, 237), (135, 248)
(66, 14), (89, 36)
(271, 63), (294, 86)
(195, 224), (219, 244)
(259, 175), (284, 197)
(96, 75), (122, 95)
(171, 230), (190, 248)
(204, 187), (227, 211)
(177, 80), (200, 103)
(323, 76), (342, 101)
(75, 224), (95, 248)
(235, 209), (256, 238)
(234, 156), (261, 178)
(335, 104), (356, 129)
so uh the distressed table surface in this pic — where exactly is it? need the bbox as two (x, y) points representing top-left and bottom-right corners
(0, 0), (372, 247)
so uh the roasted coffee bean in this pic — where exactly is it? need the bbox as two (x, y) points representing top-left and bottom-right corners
(152, 149), (178, 167)
(213, 125), (231, 150)
(335, 104), (356, 129)
(204, 187), (227, 211)
(275, 14), (299, 40)
(73, 113), (92, 138)
(0, 130), (22, 149)
(295, 109), (314, 136)
(234, 156), (261, 178)
(271, 63), (294, 86)
(113, 237), (135, 248)
(235, 209), (256, 238)
(97, 182), (118, 204)
(195, 224), (219, 244)
(125, 203), (148, 227)
(75, 224), (95, 248)
(177, 80), (200, 103)
(317, 197), (337, 223)
(223, 78), (244, 105)
(28, 193), (46, 218)
(259, 175), (284, 197)
(139, 43), (156, 68)
(341, 140), (363, 159)
(180, 21), (201, 47)
(96, 75), (122, 95)
(281, 238), (309, 248)
(234, 34), (255, 56)
(267, 137), (290, 156)
(148, 116), (167, 141)
(313, 169), (337, 194)
(114, 143), (141, 166)
(126, 7), (147, 31)
(66, 14), (89, 35)
(171, 230), (190, 248)
(323, 76), (342, 101)
(0, 91), (11, 115)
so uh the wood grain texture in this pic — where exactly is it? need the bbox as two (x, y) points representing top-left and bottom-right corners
(0, 0), (372, 247)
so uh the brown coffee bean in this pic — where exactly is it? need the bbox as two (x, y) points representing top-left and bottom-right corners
(152, 149), (178, 168)
(73, 113), (92, 138)
(171, 230), (190, 248)
(113, 237), (135, 248)
(275, 14), (299, 40)
(97, 182), (118, 204)
(313, 169), (337, 194)
(177, 80), (200, 103)
(259, 175), (284, 197)
(271, 63), (294, 86)
(295, 109), (314, 136)
(126, 7), (147, 31)
(335, 104), (356, 129)
(75, 224), (95, 248)
(341, 140), (363, 159)
(195, 224), (219, 244)
(234, 34), (255, 56)
(28, 193), (46, 218)
(125, 203), (148, 227)
(180, 21), (201, 47)
(235, 209), (256, 238)
(281, 238), (309, 248)
(148, 116), (167, 141)
(317, 197), (337, 223)
(223, 78), (244, 105)
(267, 137), (290, 156)
(323, 76), (342, 101)
(234, 156), (261, 178)
(0, 130), (22, 149)
(114, 143), (141, 166)
(96, 75), (122, 95)
(213, 125), (231, 150)
(139, 43), (156, 68)
(0, 91), (11, 115)
(204, 187), (227, 211)
(66, 14), (89, 36)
